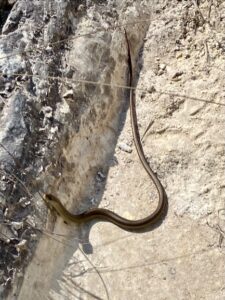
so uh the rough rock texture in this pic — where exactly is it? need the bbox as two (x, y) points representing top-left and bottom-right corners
(0, 0), (224, 299)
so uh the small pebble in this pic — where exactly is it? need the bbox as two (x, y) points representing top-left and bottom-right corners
(160, 63), (166, 70)
(118, 142), (132, 153)
(63, 90), (74, 98)
(96, 171), (105, 182)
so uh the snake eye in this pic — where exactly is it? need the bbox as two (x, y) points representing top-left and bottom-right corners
(46, 194), (54, 201)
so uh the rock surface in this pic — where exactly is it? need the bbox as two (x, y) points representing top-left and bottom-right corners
(0, 0), (224, 299)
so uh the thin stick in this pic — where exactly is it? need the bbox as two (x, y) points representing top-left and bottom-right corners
(0, 71), (224, 107)
(0, 18), (152, 61)
(78, 246), (110, 300)
(192, 0), (206, 23)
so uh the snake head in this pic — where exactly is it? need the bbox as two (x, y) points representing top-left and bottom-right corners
(44, 193), (68, 222)
(45, 194), (57, 202)
(44, 193), (58, 210)
(44, 193), (63, 218)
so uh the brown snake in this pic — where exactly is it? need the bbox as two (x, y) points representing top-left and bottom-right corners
(44, 30), (167, 231)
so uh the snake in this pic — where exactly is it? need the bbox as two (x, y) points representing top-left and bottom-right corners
(44, 30), (167, 231)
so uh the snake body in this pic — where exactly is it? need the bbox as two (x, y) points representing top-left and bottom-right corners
(44, 31), (167, 231)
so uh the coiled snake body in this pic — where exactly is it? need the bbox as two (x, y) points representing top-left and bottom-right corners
(44, 31), (167, 231)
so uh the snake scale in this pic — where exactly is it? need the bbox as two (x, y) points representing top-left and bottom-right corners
(44, 30), (167, 231)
